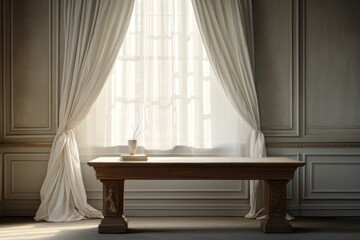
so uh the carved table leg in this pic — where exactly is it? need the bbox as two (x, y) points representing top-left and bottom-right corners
(261, 180), (292, 233)
(99, 180), (128, 233)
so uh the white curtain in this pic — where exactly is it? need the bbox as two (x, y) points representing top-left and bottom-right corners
(35, 0), (135, 222)
(191, 0), (266, 218)
(76, 0), (249, 154)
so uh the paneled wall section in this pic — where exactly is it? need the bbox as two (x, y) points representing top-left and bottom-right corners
(1, 0), (359, 217)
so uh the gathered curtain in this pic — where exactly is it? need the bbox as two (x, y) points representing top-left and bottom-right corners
(191, 0), (267, 218)
(35, 0), (135, 222)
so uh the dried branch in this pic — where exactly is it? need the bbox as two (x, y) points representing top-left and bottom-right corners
(132, 122), (144, 140)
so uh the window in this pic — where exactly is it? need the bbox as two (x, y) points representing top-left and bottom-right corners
(76, 0), (249, 155)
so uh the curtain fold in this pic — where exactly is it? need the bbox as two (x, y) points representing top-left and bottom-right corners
(191, 0), (267, 218)
(35, 0), (135, 222)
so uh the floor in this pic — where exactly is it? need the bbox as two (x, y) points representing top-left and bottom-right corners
(1, 216), (360, 240)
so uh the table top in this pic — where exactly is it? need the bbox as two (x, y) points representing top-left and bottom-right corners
(88, 156), (304, 180)
(89, 156), (304, 165)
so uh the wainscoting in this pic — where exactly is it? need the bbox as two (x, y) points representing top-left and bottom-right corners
(0, 0), (359, 217)
(0, 145), (359, 217)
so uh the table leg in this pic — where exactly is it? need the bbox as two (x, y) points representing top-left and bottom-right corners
(99, 180), (128, 233)
(261, 180), (292, 233)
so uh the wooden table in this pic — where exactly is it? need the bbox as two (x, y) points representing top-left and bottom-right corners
(88, 157), (305, 233)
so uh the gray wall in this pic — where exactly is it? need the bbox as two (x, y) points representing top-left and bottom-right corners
(0, 0), (359, 217)
(253, 0), (360, 215)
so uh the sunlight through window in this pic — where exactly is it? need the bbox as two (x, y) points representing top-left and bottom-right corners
(77, 0), (248, 155)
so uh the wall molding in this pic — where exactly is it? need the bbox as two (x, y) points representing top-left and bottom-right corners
(266, 142), (360, 148)
(0, 142), (52, 148)
(1, 142), (359, 149)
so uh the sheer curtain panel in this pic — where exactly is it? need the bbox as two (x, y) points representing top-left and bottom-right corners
(191, 0), (267, 218)
(34, 0), (135, 222)
(76, 0), (249, 154)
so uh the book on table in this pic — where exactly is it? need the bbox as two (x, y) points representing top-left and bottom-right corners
(120, 154), (148, 161)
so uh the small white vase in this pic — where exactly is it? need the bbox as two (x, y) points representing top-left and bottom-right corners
(128, 139), (137, 155)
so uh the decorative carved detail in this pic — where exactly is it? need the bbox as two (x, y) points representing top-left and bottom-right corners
(100, 180), (128, 233)
(266, 142), (360, 148)
(105, 188), (119, 213)
(102, 180), (125, 217)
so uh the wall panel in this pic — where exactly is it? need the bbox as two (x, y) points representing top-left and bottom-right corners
(303, 154), (360, 200)
(3, 0), (58, 139)
(4, 153), (48, 199)
(254, 0), (299, 136)
(304, 0), (360, 137)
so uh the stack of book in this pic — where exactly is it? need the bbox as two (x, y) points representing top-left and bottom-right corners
(120, 154), (148, 161)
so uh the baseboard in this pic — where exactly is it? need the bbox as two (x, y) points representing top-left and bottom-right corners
(294, 209), (360, 217)
(1, 200), (39, 217)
